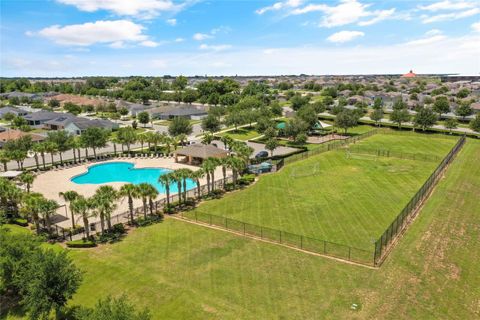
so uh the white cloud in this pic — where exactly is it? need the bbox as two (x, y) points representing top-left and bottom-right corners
(405, 30), (446, 45)
(421, 7), (480, 23)
(193, 33), (213, 41)
(256, 0), (303, 15)
(36, 20), (156, 47)
(327, 30), (365, 43)
(357, 8), (395, 26)
(199, 44), (232, 51)
(472, 21), (480, 32)
(166, 18), (177, 26)
(140, 40), (160, 47)
(175, 37), (185, 42)
(418, 1), (477, 11)
(151, 59), (168, 68)
(56, 0), (182, 18)
(290, 0), (396, 28)
(425, 29), (442, 36)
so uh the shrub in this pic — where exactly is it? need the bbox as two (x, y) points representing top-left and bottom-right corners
(11, 218), (28, 227)
(66, 239), (96, 248)
(239, 174), (256, 185)
(136, 215), (163, 227)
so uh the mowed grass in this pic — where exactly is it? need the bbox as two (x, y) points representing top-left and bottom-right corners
(217, 127), (261, 141)
(194, 133), (458, 250)
(4, 140), (479, 320)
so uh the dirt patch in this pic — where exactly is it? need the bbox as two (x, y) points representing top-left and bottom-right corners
(47, 94), (107, 107)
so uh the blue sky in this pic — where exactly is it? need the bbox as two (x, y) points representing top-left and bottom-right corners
(1, 0), (479, 76)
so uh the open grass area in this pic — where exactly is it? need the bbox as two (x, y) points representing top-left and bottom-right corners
(193, 132), (458, 250)
(4, 139), (479, 320)
(217, 127), (262, 141)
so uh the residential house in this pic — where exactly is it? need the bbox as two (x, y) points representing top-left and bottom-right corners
(148, 105), (208, 120)
(0, 129), (45, 148)
(64, 118), (119, 135)
(23, 111), (76, 128)
(0, 106), (29, 118)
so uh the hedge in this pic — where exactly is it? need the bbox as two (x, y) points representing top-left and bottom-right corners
(66, 239), (97, 248)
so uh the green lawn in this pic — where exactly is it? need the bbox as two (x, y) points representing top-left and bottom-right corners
(193, 132), (458, 250)
(4, 139), (479, 320)
(217, 127), (262, 141)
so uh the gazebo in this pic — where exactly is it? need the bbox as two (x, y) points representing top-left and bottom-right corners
(174, 144), (229, 165)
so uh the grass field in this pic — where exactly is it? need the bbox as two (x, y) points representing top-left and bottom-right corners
(217, 127), (262, 141)
(193, 132), (458, 250)
(3, 139), (479, 320)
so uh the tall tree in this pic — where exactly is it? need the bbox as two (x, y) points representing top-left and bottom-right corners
(432, 96), (450, 117)
(137, 111), (150, 128)
(70, 196), (92, 237)
(18, 172), (35, 193)
(119, 184), (139, 224)
(414, 107), (437, 131)
(335, 110), (358, 134)
(59, 190), (79, 230)
(158, 173), (172, 208)
(80, 127), (109, 159)
(390, 108), (411, 129)
(46, 130), (73, 165)
(168, 117), (193, 136)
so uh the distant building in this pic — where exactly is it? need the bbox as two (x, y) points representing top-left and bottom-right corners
(64, 118), (118, 135)
(23, 111), (76, 128)
(0, 106), (28, 118)
(0, 129), (45, 148)
(147, 105), (208, 120)
(402, 70), (416, 78)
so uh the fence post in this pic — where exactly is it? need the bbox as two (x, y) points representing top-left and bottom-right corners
(323, 241), (326, 253)
(279, 230), (282, 243)
(260, 227), (263, 239)
(243, 223), (246, 235)
(348, 247), (351, 260)
(300, 235), (303, 249)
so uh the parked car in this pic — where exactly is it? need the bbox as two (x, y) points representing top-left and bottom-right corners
(255, 151), (269, 159)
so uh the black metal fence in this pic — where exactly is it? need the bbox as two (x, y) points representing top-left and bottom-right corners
(180, 210), (374, 266)
(373, 135), (466, 266)
(55, 176), (233, 241)
(283, 130), (378, 165)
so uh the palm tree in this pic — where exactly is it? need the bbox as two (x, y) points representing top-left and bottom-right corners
(34, 142), (49, 169)
(190, 169), (205, 199)
(227, 156), (246, 188)
(178, 168), (193, 202)
(162, 133), (173, 154)
(202, 157), (219, 192)
(0, 150), (9, 172)
(119, 184), (139, 224)
(220, 135), (233, 150)
(170, 170), (183, 204)
(59, 190), (79, 230)
(219, 158), (228, 188)
(18, 172), (35, 193)
(201, 132), (215, 145)
(44, 141), (58, 167)
(158, 173), (172, 208)
(22, 192), (43, 234)
(31, 145), (41, 170)
(70, 137), (82, 163)
(151, 132), (163, 152)
(137, 133), (146, 152)
(39, 198), (59, 236)
(91, 186), (117, 233)
(176, 133), (188, 147)
(137, 183), (157, 219)
(147, 186), (159, 215)
(93, 185), (118, 231)
(70, 195), (93, 238)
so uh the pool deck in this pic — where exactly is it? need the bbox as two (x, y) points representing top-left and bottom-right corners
(32, 158), (228, 229)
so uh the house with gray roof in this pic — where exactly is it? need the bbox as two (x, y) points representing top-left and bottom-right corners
(64, 118), (118, 135)
(147, 105), (208, 120)
(116, 100), (153, 116)
(23, 111), (76, 128)
(0, 106), (28, 118)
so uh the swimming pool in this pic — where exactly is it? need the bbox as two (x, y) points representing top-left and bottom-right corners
(71, 162), (196, 193)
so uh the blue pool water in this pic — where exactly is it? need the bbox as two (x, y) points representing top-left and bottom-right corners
(71, 162), (195, 193)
